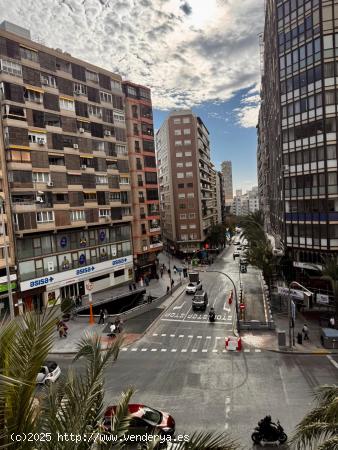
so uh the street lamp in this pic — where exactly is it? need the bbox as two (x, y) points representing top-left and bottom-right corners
(0, 198), (15, 320)
(206, 269), (240, 336)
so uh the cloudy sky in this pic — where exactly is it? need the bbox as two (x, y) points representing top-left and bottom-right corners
(1, 0), (264, 192)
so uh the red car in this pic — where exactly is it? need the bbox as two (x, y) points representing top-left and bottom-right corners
(103, 404), (175, 436)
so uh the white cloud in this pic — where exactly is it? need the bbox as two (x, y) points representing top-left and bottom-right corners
(0, 0), (264, 116)
(234, 86), (261, 127)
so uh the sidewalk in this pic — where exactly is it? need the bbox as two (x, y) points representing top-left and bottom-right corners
(49, 282), (186, 355)
(241, 310), (338, 354)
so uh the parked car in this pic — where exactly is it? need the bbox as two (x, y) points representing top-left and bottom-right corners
(186, 281), (202, 294)
(233, 250), (240, 257)
(192, 291), (208, 311)
(240, 256), (248, 265)
(236, 245), (242, 251)
(36, 361), (61, 385)
(234, 240), (240, 245)
(103, 404), (175, 437)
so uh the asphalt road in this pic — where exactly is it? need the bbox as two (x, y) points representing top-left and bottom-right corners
(51, 247), (338, 448)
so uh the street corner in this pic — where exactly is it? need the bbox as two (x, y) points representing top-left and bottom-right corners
(101, 333), (142, 348)
(239, 331), (277, 351)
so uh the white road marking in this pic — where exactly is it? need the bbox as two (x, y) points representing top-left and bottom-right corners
(179, 334), (184, 338)
(212, 349), (218, 353)
(224, 423), (229, 431)
(188, 335), (193, 338)
(161, 349), (167, 352)
(222, 350), (227, 353)
(121, 348), (128, 351)
(152, 333), (158, 336)
(131, 348), (138, 352)
(141, 348), (147, 352)
(181, 349), (187, 352)
(173, 301), (186, 310)
(255, 349), (262, 353)
(161, 318), (232, 324)
(216, 337), (221, 340)
(171, 349), (177, 352)
(161, 334), (166, 337)
(151, 348), (157, 352)
(197, 335), (202, 338)
(201, 349), (208, 352)
(244, 349), (250, 353)
(191, 349), (198, 352)
(170, 334), (175, 337)
(327, 355), (338, 370)
(206, 336), (211, 339)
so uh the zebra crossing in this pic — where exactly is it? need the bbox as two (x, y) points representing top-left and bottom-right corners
(119, 332), (263, 354)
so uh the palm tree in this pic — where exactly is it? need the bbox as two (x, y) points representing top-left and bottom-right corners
(291, 384), (338, 450)
(0, 311), (239, 450)
(321, 255), (338, 327)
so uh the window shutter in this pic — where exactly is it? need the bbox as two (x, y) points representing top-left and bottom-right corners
(61, 116), (77, 133)
(43, 93), (60, 111)
(6, 39), (20, 59)
(30, 151), (49, 168)
(87, 86), (100, 103)
(90, 122), (104, 138)
(32, 110), (45, 128)
(51, 172), (67, 187)
(117, 159), (129, 173)
(75, 101), (88, 118)
(51, 133), (64, 150)
(69, 191), (84, 206)
(22, 67), (41, 86)
(85, 208), (99, 223)
(94, 157), (107, 172)
(55, 210), (71, 226)
(98, 73), (111, 90)
(65, 154), (81, 170)
(72, 63), (86, 81)
(7, 127), (29, 146)
(57, 77), (73, 95)
(38, 51), (56, 71)
(4, 82), (24, 103)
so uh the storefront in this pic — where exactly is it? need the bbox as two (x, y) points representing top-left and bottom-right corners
(19, 255), (134, 306)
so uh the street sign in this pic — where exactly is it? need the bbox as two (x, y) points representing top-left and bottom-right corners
(277, 286), (305, 300)
(86, 282), (93, 291)
(239, 303), (245, 310)
(317, 293), (329, 304)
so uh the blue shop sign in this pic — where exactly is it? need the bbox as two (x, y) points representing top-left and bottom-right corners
(112, 257), (127, 266)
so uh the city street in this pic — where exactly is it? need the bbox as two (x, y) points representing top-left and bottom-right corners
(52, 247), (338, 448)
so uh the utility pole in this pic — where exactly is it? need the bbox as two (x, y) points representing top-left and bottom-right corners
(0, 198), (15, 320)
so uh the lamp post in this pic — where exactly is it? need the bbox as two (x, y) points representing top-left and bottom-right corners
(0, 198), (15, 320)
(287, 281), (312, 349)
(206, 269), (240, 336)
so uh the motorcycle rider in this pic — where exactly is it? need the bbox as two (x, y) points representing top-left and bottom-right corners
(258, 415), (277, 440)
(209, 307), (215, 321)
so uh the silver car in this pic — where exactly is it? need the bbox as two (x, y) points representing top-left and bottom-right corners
(186, 281), (202, 294)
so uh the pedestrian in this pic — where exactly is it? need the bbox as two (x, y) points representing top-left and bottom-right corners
(98, 309), (105, 324)
(140, 278), (144, 287)
(173, 266), (177, 275)
(114, 317), (121, 333)
(160, 268), (163, 278)
(104, 308), (108, 322)
(167, 268), (171, 277)
(129, 284), (132, 292)
(75, 295), (80, 307)
(166, 286), (170, 294)
(57, 320), (68, 338)
(78, 294), (83, 306)
(302, 323), (309, 340)
(144, 276), (149, 286)
(329, 316), (335, 328)
(133, 283), (137, 290)
(171, 278), (174, 288)
(107, 322), (116, 338)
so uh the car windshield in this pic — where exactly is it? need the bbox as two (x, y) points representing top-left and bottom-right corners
(188, 283), (194, 287)
(141, 406), (162, 425)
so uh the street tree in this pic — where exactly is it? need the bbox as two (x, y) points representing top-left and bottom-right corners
(291, 384), (338, 450)
(0, 312), (239, 450)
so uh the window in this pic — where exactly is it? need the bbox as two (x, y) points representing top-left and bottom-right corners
(84, 192), (97, 201)
(74, 82), (87, 95)
(100, 91), (113, 103)
(185, 162), (192, 167)
(178, 183), (184, 188)
(99, 209), (110, 217)
(179, 213), (187, 219)
(173, 118), (181, 124)
(177, 173), (184, 178)
(184, 140), (191, 145)
(59, 97), (75, 111)
(327, 145), (336, 160)
(180, 234), (188, 240)
(36, 211), (54, 223)
(96, 175), (108, 184)
(24, 89), (42, 103)
(7, 150), (30, 163)
(189, 224), (196, 229)
(187, 193), (194, 198)
(183, 128), (191, 135)
(188, 213), (195, 219)
(20, 47), (38, 62)
(127, 86), (137, 96)
(180, 224), (187, 229)
(41, 74), (57, 87)
(185, 151), (192, 156)
(71, 210), (85, 221)
(179, 204), (186, 209)
(119, 176), (130, 184)
(32, 172), (50, 183)
(189, 233), (197, 240)
(187, 183), (193, 187)
(88, 104), (102, 117)
(176, 162), (183, 168)
(116, 145), (127, 155)
(174, 129), (181, 135)
(0, 59), (22, 76)
(111, 79), (122, 91)
(113, 112), (125, 123)
(29, 133), (46, 145)
(178, 193), (186, 199)
(182, 117), (190, 123)
(186, 172), (193, 178)
(86, 70), (99, 83)
(175, 140), (182, 146)
(176, 152), (182, 157)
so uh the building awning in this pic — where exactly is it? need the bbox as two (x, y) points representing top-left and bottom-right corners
(59, 95), (74, 101)
(80, 154), (94, 159)
(29, 129), (47, 134)
(24, 85), (44, 93)
(8, 145), (31, 150)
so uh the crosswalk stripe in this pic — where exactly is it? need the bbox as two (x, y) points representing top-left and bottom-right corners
(170, 334), (175, 337)
(121, 348), (128, 351)
(151, 349), (157, 352)
(191, 349), (197, 352)
(161, 349), (167, 352)
(197, 335), (202, 338)
(181, 349), (187, 352)
(255, 349), (262, 353)
(153, 333), (158, 336)
(171, 349), (177, 352)
(188, 335), (193, 338)
(131, 348), (138, 352)
(244, 349), (250, 353)
(161, 334), (166, 337)
(212, 349), (218, 353)
(141, 348), (147, 352)
(206, 336), (211, 339)
(179, 335), (184, 338)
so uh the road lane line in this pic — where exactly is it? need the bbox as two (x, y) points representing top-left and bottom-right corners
(173, 301), (186, 310)
(327, 355), (338, 369)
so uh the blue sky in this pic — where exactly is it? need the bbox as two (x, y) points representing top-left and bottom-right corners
(153, 86), (259, 192)
(0, 0), (264, 192)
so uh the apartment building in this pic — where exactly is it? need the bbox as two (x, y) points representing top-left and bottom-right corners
(156, 110), (217, 256)
(0, 22), (134, 313)
(221, 160), (233, 210)
(123, 81), (162, 280)
(232, 187), (259, 216)
(258, 0), (338, 270)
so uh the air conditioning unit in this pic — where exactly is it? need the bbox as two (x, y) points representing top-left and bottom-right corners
(35, 196), (44, 203)
(79, 127), (85, 133)
(104, 130), (111, 136)
(74, 90), (82, 95)
(73, 143), (79, 149)
(37, 138), (45, 145)
(47, 181), (54, 187)
(81, 164), (87, 169)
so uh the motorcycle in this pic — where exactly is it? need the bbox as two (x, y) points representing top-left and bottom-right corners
(251, 418), (287, 446)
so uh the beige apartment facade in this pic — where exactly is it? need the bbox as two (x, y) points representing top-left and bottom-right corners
(156, 110), (217, 256)
(0, 22), (135, 314)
